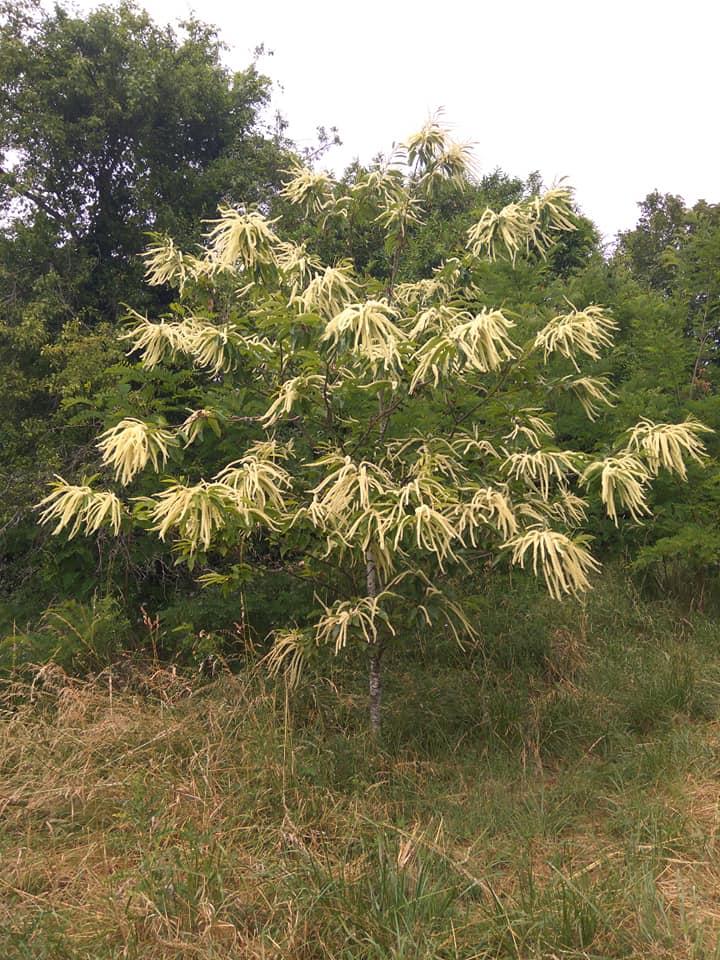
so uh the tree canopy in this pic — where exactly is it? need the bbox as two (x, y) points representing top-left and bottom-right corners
(1, 3), (718, 694)
(38, 120), (710, 726)
(0, 0), (287, 321)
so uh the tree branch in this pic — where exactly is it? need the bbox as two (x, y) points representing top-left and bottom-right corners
(1, 165), (78, 239)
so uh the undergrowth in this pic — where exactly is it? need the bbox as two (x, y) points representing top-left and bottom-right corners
(2, 572), (720, 958)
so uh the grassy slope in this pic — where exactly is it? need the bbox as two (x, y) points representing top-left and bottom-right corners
(2, 573), (720, 959)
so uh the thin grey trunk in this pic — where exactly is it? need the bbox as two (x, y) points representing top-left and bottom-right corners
(366, 551), (382, 734)
(367, 391), (389, 735)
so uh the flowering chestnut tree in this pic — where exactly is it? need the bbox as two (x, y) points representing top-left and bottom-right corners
(39, 119), (710, 730)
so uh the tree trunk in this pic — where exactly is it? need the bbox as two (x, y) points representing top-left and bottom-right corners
(366, 551), (382, 734)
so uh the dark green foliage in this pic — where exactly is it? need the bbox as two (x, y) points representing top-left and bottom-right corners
(604, 195), (720, 594)
(0, 0), (287, 320)
(0, 0), (294, 608)
(615, 191), (691, 293)
(3, 12), (720, 955)
(0, 595), (133, 673)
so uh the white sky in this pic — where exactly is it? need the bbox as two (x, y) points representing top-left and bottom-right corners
(78, 0), (718, 243)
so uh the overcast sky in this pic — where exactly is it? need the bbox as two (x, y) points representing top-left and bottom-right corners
(80, 0), (718, 243)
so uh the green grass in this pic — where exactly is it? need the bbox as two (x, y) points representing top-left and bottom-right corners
(3, 571), (720, 958)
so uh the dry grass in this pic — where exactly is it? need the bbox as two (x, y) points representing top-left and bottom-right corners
(3, 649), (720, 959)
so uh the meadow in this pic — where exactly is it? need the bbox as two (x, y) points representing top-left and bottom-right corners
(3, 570), (720, 959)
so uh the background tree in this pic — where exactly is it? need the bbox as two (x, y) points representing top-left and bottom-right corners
(0, 0), (287, 320)
(39, 120), (709, 728)
(614, 191), (691, 294)
(0, 0), (294, 619)
(607, 195), (720, 597)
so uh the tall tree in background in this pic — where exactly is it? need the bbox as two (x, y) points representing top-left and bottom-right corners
(0, 0), (291, 608)
(615, 192), (690, 294)
(0, 0), (287, 322)
(608, 195), (720, 595)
